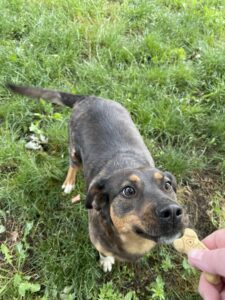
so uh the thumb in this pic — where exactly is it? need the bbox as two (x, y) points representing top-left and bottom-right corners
(188, 249), (225, 277)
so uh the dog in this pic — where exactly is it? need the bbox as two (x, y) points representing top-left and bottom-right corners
(7, 84), (187, 272)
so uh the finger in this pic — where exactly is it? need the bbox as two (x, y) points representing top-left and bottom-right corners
(220, 289), (225, 300)
(221, 289), (225, 300)
(188, 248), (225, 277)
(202, 229), (225, 250)
(199, 273), (221, 300)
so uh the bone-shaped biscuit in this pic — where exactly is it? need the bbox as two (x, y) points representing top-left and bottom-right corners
(173, 228), (221, 285)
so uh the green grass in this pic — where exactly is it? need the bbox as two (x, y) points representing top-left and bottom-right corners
(0, 0), (225, 299)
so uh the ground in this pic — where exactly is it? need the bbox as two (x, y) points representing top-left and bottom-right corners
(0, 0), (225, 299)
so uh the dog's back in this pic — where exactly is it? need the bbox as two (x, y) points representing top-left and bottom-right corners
(70, 98), (155, 182)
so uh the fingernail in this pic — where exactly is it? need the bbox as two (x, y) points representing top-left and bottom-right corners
(202, 295), (212, 300)
(188, 249), (204, 261)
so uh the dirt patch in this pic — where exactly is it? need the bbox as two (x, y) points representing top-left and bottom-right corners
(0, 216), (22, 245)
(177, 171), (221, 239)
(0, 163), (17, 176)
(0, 215), (23, 269)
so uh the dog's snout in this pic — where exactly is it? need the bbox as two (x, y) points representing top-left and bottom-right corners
(156, 204), (183, 223)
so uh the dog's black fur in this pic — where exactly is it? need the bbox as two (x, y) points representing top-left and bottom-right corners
(7, 84), (187, 263)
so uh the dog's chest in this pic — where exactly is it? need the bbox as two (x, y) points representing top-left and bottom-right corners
(120, 231), (156, 255)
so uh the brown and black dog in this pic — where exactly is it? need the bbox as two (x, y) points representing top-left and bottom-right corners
(7, 84), (188, 271)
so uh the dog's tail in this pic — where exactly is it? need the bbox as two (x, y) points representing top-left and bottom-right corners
(6, 83), (87, 108)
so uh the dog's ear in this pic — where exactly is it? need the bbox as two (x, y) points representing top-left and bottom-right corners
(164, 171), (177, 192)
(85, 178), (112, 224)
(85, 178), (108, 210)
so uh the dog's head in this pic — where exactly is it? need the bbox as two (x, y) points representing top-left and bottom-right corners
(86, 168), (187, 244)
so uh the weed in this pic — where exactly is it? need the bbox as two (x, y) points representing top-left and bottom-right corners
(209, 191), (225, 228)
(0, 218), (41, 298)
(98, 282), (137, 300)
(148, 275), (165, 300)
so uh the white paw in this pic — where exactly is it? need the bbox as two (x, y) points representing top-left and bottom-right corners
(62, 183), (74, 194)
(100, 254), (115, 272)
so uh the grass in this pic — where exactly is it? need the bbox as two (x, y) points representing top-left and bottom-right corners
(0, 0), (225, 299)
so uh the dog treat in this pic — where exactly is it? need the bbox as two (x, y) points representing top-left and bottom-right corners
(173, 228), (221, 285)
(71, 194), (81, 204)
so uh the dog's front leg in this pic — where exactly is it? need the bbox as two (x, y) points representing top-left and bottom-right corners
(99, 253), (115, 272)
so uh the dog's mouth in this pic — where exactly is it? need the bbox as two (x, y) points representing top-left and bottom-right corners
(134, 226), (183, 244)
(134, 227), (160, 242)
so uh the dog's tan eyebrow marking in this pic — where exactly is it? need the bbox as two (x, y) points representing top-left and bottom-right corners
(153, 172), (163, 180)
(129, 174), (141, 182)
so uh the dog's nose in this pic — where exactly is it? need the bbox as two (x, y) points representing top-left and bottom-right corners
(156, 204), (183, 223)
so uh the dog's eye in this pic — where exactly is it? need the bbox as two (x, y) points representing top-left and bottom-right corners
(122, 186), (136, 198)
(164, 181), (172, 191)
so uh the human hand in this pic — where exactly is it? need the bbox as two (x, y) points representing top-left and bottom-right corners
(188, 229), (225, 300)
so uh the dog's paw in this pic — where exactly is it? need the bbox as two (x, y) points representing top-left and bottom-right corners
(100, 254), (115, 272)
(62, 183), (75, 194)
